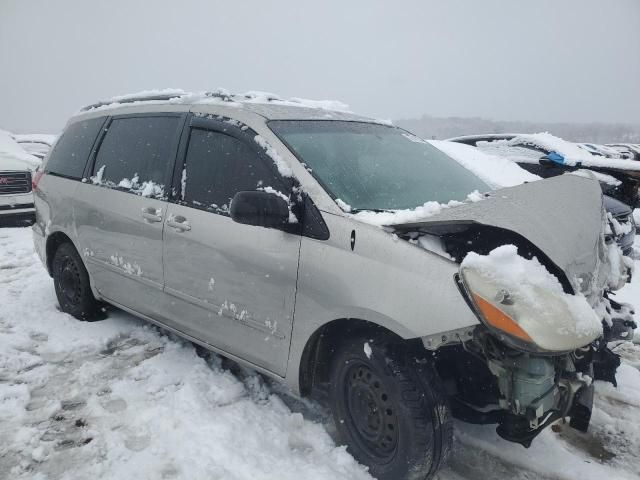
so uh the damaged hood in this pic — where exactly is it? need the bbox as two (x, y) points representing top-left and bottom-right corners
(392, 175), (610, 299)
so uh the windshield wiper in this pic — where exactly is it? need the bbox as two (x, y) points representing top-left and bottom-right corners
(349, 208), (392, 213)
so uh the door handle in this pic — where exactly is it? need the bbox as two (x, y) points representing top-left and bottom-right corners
(141, 207), (162, 223)
(167, 215), (191, 231)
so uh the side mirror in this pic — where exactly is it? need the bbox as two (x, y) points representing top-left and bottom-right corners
(230, 190), (290, 228)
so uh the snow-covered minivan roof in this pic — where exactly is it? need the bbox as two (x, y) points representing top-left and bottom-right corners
(75, 89), (382, 124)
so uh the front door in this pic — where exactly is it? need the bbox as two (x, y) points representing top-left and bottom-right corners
(162, 118), (300, 376)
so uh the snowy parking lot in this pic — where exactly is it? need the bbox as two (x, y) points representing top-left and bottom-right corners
(1, 226), (639, 480)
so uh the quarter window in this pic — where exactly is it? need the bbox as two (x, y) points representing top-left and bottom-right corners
(92, 116), (180, 197)
(182, 129), (285, 214)
(46, 117), (104, 179)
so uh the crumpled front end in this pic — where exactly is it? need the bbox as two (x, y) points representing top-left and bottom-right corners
(391, 174), (636, 447)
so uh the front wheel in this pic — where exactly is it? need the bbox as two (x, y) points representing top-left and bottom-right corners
(329, 334), (452, 480)
(52, 242), (101, 320)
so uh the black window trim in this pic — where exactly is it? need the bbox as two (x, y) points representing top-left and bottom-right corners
(86, 112), (188, 198)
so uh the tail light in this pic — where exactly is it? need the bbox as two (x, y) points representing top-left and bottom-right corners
(32, 170), (44, 190)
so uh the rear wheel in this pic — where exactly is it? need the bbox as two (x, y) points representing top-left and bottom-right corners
(52, 242), (100, 320)
(329, 334), (452, 480)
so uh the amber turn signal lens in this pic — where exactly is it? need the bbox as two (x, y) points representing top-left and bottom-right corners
(472, 293), (533, 342)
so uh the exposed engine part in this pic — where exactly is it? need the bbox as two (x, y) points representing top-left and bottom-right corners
(437, 328), (596, 447)
(486, 354), (558, 423)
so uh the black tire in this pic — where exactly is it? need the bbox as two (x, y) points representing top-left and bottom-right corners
(329, 334), (452, 480)
(52, 242), (101, 320)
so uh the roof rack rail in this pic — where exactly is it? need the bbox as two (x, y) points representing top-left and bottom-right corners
(80, 92), (186, 112)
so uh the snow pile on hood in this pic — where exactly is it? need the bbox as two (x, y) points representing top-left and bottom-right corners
(351, 191), (483, 227)
(430, 140), (540, 189)
(462, 245), (603, 338)
(0, 130), (41, 171)
(569, 169), (622, 187)
(509, 132), (594, 162)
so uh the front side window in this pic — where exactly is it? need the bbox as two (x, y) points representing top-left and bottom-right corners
(92, 116), (180, 197)
(182, 129), (285, 215)
(269, 120), (489, 211)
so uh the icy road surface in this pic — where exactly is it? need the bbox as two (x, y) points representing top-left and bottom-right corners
(1, 227), (639, 480)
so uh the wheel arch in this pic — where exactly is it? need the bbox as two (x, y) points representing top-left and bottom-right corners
(45, 230), (79, 276)
(297, 318), (421, 397)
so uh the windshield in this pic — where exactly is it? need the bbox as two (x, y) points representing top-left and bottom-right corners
(269, 120), (489, 211)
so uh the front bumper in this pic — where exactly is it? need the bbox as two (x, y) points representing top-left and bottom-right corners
(0, 192), (35, 218)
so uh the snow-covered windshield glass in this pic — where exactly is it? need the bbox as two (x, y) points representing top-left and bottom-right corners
(269, 120), (489, 211)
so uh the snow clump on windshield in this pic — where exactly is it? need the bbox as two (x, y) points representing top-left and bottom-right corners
(352, 191), (483, 227)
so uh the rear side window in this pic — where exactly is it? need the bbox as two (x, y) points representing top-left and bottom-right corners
(182, 129), (285, 214)
(92, 116), (180, 197)
(45, 117), (104, 179)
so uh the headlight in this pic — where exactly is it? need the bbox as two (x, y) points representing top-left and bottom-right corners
(460, 266), (602, 352)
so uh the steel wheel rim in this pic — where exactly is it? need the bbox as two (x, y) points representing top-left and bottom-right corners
(59, 257), (81, 304)
(343, 361), (399, 461)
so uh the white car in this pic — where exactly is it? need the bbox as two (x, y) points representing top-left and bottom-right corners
(12, 133), (57, 161)
(0, 130), (41, 223)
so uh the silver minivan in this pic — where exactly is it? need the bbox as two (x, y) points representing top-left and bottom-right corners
(33, 91), (634, 480)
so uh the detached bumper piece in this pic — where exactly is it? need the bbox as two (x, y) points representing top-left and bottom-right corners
(496, 411), (562, 448)
(593, 347), (622, 386)
(568, 383), (594, 432)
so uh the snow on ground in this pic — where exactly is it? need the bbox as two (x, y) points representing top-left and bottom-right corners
(1, 227), (639, 480)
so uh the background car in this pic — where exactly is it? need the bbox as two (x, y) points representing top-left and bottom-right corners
(440, 135), (638, 253)
(606, 143), (640, 161)
(0, 130), (41, 225)
(577, 142), (624, 159)
(12, 133), (57, 161)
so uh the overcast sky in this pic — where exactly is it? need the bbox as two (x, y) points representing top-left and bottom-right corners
(1, 0), (639, 133)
